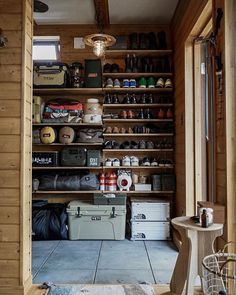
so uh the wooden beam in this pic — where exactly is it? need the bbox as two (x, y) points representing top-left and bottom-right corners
(93, 0), (110, 29)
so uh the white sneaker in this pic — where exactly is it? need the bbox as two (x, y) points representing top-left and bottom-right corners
(122, 156), (131, 166)
(130, 156), (139, 166)
(105, 158), (112, 166)
(113, 158), (120, 166)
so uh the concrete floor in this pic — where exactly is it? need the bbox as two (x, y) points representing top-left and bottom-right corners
(32, 239), (178, 285)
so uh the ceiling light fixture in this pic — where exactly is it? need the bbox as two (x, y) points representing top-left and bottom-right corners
(83, 33), (116, 57)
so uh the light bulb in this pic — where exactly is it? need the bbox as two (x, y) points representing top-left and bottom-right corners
(93, 40), (105, 57)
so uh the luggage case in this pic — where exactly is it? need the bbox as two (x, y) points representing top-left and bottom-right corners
(84, 59), (102, 88)
(67, 200), (126, 240)
(33, 62), (70, 88)
(61, 147), (87, 166)
(32, 151), (59, 167)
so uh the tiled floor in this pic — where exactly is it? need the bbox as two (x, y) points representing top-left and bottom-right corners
(32, 239), (178, 285)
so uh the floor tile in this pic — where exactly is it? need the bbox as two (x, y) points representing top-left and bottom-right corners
(95, 269), (155, 284)
(102, 240), (145, 251)
(42, 250), (100, 270)
(33, 268), (95, 284)
(57, 240), (102, 252)
(153, 268), (173, 284)
(32, 240), (60, 252)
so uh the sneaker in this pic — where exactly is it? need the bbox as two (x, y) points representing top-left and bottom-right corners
(141, 157), (151, 166)
(147, 94), (154, 104)
(111, 140), (120, 149)
(104, 94), (112, 104)
(103, 63), (111, 73)
(130, 156), (139, 166)
(139, 94), (147, 104)
(104, 141), (113, 149)
(123, 79), (129, 88)
(165, 78), (173, 88)
(159, 159), (165, 167)
(165, 159), (173, 167)
(146, 141), (155, 149)
(138, 109), (145, 119)
(156, 78), (164, 88)
(130, 94), (137, 104)
(112, 158), (120, 166)
(129, 79), (137, 88)
(151, 158), (158, 166)
(106, 78), (113, 88)
(122, 93), (130, 104)
(139, 140), (146, 149)
(112, 94), (120, 104)
(139, 77), (147, 88)
(105, 158), (112, 166)
(114, 79), (121, 88)
(111, 63), (119, 73)
(147, 77), (155, 88)
(122, 156), (131, 166)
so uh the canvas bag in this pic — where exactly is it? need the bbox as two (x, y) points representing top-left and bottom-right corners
(77, 128), (103, 143)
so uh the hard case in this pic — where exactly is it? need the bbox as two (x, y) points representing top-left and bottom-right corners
(94, 193), (127, 205)
(32, 151), (59, 167)
(67, 200), (126, 240)
(61, 147), (87, 166)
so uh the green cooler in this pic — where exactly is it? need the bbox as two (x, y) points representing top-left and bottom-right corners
(67, 200), (126, 240)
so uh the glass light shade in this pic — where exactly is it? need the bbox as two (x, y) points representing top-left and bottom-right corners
(93, 40), (105, 57)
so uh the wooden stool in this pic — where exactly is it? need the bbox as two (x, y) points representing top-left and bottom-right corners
(170, 216), (223, 295)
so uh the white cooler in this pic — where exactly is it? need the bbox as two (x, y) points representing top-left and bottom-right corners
(67, 200), (126, 240)
(130, 221), (170, 241)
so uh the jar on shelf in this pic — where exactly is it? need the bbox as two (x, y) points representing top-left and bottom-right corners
(84, 98), (103, 115)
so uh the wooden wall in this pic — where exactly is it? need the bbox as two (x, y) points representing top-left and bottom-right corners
(0, 0), (32, 294)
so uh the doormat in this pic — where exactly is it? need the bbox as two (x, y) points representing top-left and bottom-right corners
(47, 284), (156, 295)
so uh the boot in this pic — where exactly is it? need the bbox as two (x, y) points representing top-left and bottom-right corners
(132, 54), (138, 73)
(139, 33), (148, 50)
(158, 31), (167, 49)
(147, 32), (158, 49)
(129, 33), (139, 50)
(125, 54), (132, 73)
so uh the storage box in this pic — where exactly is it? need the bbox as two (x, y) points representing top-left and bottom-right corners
(134, 184), (152, 191)
(94, 193), (127, 205)
(161, 174), (175, 191)
(130, 198), (170, 221)
(129, 221), (170, 240)
(32, 151), (59, 167)
(84, 59), (102, 88)
(87, 150), (101, 167)
(61, 147), (87, 167)
(67, 200), (126, 240)
(197, 201), (225, 224)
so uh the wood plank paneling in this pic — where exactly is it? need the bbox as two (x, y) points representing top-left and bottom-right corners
(0, 118), (21, 134)
(0, 135), (21, 152)
(0, 83), (21, 100)
(0, 100), (21, 117)
(0, 243), (20, 260)
(0, 65), (21, 82)
(0, 260), (19, 278)
(0, 207), (19, 224)
(0, 153), (20, 170)
(0, 189), (20, 206)
(0, 224), (19, 242)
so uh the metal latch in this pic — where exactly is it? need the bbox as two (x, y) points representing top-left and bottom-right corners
(76, 207), (82, 218)
(110, 207), (117, 218)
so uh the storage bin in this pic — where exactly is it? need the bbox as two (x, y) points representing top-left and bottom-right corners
(67, 200), (126, 240)
(84, 59), (102, 88)
(87, 149), (101, 167)
(129, 221), (170, 241)
(161, 174), (176, 191)
(94, 193), (127, 205)
(32, 151), (59, 167)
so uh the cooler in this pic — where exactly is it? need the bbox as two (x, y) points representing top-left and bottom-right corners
(67, 200), (126, 240)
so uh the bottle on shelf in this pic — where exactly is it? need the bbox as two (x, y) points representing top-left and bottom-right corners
(201, 209), (209, 228)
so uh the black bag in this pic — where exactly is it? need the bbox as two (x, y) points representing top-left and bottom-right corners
(38, 174), (81, 191)
(61, 147), (87, 167)
(33, 62), (70, 88)
(84, 59), (102, 88)
(32, 201), (68, 240)
(80, 173), (100, 190)
(76, 129), (103, 143)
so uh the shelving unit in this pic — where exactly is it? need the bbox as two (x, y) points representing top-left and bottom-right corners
(103, 73), (172, 78)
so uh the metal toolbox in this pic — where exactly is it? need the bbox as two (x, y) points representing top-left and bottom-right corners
(129, 221), (170, 241)
(61, 147), (87, 166)
(32, 151), (59, 167)
(67, 200), (126, 240)
(87, 149), (101, 167)
(130, 198), (170, 221)
(94, 193), (127, 205)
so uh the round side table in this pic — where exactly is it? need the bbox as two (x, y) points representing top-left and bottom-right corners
(170, 216), (223, 295)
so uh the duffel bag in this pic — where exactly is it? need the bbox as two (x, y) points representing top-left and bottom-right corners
(76, 128), (103, 143)
(33, 62), (70, 88)
(38, 174), (81, 191)
(80, 173), (100, 190)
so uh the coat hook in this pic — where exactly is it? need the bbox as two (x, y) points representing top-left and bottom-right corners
(0, 28), (8, 48)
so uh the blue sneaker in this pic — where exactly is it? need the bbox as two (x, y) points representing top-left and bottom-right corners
(129, 79), (137, 88)
(123, 79), (129, 88)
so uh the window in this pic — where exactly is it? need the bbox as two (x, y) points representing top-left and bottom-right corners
(33, 36), (60, 61)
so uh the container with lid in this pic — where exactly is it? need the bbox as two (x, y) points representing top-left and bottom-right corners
(84, 98), (102, 115)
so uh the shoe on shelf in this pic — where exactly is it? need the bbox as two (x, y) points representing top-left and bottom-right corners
(165, 78), (173, 88)
(130, 156), (139, 166)
(127, 110), (135, 119)
(146, 140), (155, 149)
(105, 126), (112, 133)
(127, 127), (133, 134)
(138, 108), (145, 119)
(113, 158), (120, 167)
(122, 155), (131, 166)
(144, 108), (152, 119)
(157, 108), (166, 119)
(123, 79), (129, 88)
(156, 78), (164, 88)
(129, 79), (137, 88)
(112, 140), (120, 149)
(139, 94), (147, 104)
(120, 141), (130, 149)
(147, 32), (158, 49)
(111, 63), (120, 73)
(105, 78), (114, 88)
(105, 158), (112, 166)
(114, 79), (121, 88)
(151, 158), (158, 166)
(112, 94), (120, 104)
(139, 140), (146, 149)
(165, 159), (173, 167)
(130, 141), (139, 149)
(157, 31), (167, 49)
(130, 93), (137, 104)
(129, 33), (139, 50)
(119, 110), (127, 119)
(159, 159), (166, 167)
(120, 127), (126, 134)
(103, 63), (111, 73)
(125, 54), (132, 72)
(147, 94), (154, 104)
(122, 93), (131, 104)
(104, 94), (112, 104)
(147, 76), (155, 88)
(139, 33), (148, 50)
(139, 77), (147, 88)
(104, 141), (113, 149)
(132, 54), (139, 73)
(113, 126), (120, 133)
(141, 157), (151, 166)
(166, 108), (173, 119)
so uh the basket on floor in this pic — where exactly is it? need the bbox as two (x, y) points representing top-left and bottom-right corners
(202, 243), (236, 295)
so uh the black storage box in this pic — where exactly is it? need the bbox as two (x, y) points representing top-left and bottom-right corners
(161, 174), (176, 191)
(94, 193), (127, 205)
(84, 59), (102, 88)
(87, 150), (101, 167)
(32, 151), (59, 167)
(61, 147), (87, 166)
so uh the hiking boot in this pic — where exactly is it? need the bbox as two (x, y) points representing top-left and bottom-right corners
(125, 54), (132, 72)
(129, 33), (139, 50)
(158, 31), (167, 49)
(139, 33), (148, 49)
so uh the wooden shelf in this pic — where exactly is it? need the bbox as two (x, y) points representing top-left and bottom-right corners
(103, 103), (173, 108)
(103, 73), (172, 78)
(103, 88), (173, 93)
(33, 190), (174, 194)
(33, 123), (103, 127)
(33, 143), (103, 146)
(103, 149), (174, 152)
(32, 166), (102, 170)
(33, 88), (103, 95)
(103, 166), (174, 169)
(103, 119), (173, 123)
(105, 49), (173, 58)
(103, 133), (174, 137)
